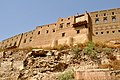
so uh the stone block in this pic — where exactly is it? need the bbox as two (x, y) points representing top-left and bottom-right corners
(13, 61), (24, 70)
(0, 61), (12, 71)
(0, 51), (4, 58)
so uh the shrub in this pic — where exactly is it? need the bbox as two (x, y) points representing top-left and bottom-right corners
(58, 70), (74, 80)
(83, 41), (98, 60)
(103, 47), (112, 55)
(71, 45), (81, 58)
(83, 42), (95, 54)
(52, 44), (70, 51)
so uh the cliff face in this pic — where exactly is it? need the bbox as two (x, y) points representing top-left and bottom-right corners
(0, 44), (120, 80)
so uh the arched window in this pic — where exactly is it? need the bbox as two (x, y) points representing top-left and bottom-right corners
(112, 16), (116, 22)
(95, 18), (99, 24)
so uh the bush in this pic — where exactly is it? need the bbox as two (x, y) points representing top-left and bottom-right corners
(83, 42), (95, 54)
(103, 47), (112, 55)
(71, 45), (81, 58)
(52, 44), (70, 51)
(58, 71), (74, 80)
(83, 42), (97, 58)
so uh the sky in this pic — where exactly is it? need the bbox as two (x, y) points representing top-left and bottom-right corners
(0, 0), (120, 41)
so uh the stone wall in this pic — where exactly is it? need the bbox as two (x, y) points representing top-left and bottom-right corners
(90, 8), (120, 43)
(74, 69), (120, 80)
(1, 34), (23, 49)
(0, 13), (89, 49)
(1, 8), (120, 49)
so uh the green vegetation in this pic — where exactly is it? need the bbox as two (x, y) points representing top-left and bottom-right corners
(71, 44), (81, 58)
(103, 47), (112, 55)
(83, 42), (97, 59)
(58, 70), (74, 80)
(52, 44), (70, 51)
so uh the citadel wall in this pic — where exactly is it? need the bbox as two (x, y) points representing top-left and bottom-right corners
(18, 13), (89, 48)
(1, 34), (23, 49)
(90, 8), (120, 43)
(1, 8), (120, 49)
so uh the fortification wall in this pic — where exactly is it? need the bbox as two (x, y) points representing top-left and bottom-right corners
(19, 30), (35, 48)
(18, 14), (89, 48)
(90, 8), (120, 43)
(1, 34), (22, 49)
(1, 8), (120, 49)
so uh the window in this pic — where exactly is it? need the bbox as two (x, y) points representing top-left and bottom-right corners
(46, 30), (49, 33)
(10, 43), (12, 46)
(48, 25), (49, 27)
(5, 45), (7, 48)
(112, 16), (116, 22)
(96, 32), (98, 35)
(68, 18), (70, 20)
(53, 29), (55, 32)
(112, 31), (115, 33)
(95, 18), (99, 24)
(112, 12), (114, 15)
(104, 13), (106, 16)
(96, 14), (98, 17)
(106, 31), (109, 34)
(62, 33), (65, 37)
(24, 39), (26, 43)
(29, 37), (32, 42)
(14, 42), (17, 46)
(26, 34), (27, 36)
(77, 30), (80, 34)
(38, 31), (40, 35)
(118, 30), (120, 32)
(101, 32), (103, 34)
(60, 23), (64, 28)
(103, 17), (107, 23)
(61, 19), (63, 21)
(67, 23), (70, 27)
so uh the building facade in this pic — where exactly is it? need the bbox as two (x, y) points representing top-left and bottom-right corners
(0, 8), (120, 49)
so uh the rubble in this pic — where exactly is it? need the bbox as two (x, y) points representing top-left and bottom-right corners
(0, 48), (120, 80)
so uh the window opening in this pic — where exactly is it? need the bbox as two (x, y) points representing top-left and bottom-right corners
(104, 13), (106, 16)
(46, 30), (49, 33)
(112, 31), (115, 33)
(103, 17), (107, 23)
(14, 42), (17, 46)
(95, 18), (99, 24)
(62, 33), (65, 37)
(106, 31), (109, 34)
(29, 37), (32, 42)
(96, 32), (98, 35)
(101, 32), (103, 34)
(60, 23), (64, 28)
(112, 16), (116, 22)
(67, 23), (70, 27)
(112, 12), (114, 15)
(24, 39), (26, 43)
(77, 30), (80, 34)
(53, 29), (55, 32)
(68, 18), (70, 20)
(118, 30), (120, 32)
(38, 31), (40, 35)
(96, 14), (98, 17)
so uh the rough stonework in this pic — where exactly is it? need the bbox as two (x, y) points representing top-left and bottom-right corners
(0, 8), (120, 49)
